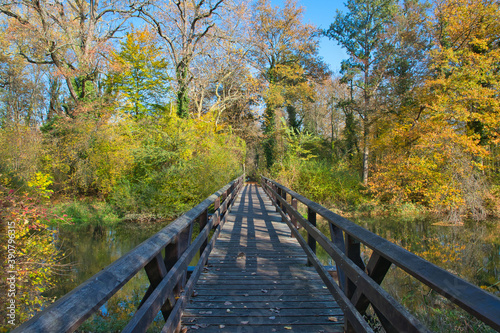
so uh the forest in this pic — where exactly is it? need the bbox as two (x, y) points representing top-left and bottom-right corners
(0, 0), (499, 329)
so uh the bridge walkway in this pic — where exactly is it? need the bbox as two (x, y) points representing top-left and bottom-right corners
(181, 184), (343, 332)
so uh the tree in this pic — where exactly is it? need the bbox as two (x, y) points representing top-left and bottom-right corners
(0, 25), (47, 127)
(0, 0), (146, 114)
(139, 0), (229, 118)
(324, 0), (396, 185)
(107, 27), (172, 119)
(369, 0), (499, 222)
(189, 1), (258, 128)
(250, 0), (326, 168)
(427, 0), (500, 147)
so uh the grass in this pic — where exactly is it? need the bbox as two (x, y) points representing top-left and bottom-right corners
(48, 199), (122, 229)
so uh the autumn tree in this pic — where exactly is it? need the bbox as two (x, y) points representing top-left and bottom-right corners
(188, 1), (258, 130)
(0, 0), (147, 114)
(369, 0), (499, 221)
(138, 0), (231, 118)
(427, 0), (500, 148)
(106, 28), (172, 119)
(250, 0), (326, 168)
(324, 0), (396, 185)
(0, 25), (46, 127)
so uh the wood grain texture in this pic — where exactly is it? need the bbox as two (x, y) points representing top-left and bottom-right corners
(262, 176), (500, 331)
(181, 184), (343, 333)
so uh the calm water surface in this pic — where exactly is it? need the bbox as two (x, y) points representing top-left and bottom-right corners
(47, 215), (499, 330)
(47, 222), (170, 298)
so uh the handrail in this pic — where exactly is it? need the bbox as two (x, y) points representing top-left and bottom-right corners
(261, 175), (500, 332)
(14, 175), (245, 333)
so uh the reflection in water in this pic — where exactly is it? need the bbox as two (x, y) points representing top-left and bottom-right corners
(46, 222), (170, 298)
(313, 214), (499, 331)
(44, 216), (499, 331)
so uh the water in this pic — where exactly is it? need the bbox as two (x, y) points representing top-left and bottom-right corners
(46, 222), (170, 298)
(45, 215), (499, 331)
(311, 214), (500, 331)
(354, 215), (500, 296)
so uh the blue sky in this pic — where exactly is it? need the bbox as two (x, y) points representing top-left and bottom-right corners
(270, 0), (349, 73)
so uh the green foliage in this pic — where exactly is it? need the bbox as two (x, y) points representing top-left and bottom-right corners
(41, 112), (135, 196)
(27, 172), (54, 199)
(50, 200), (121, 229)
(269, 122), (364, 211)
(110, 113), (245, 217)
(107, 28), (172, 119)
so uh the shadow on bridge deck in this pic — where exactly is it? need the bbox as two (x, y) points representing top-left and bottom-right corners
(181, 184), (343, 333)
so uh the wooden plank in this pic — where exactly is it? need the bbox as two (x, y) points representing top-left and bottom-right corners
(183, 324), (343, 333)
(184, 300), (340, 309)
(183, 308), (343, 317)
(262, 176), (500, 331)
(12, 176), (243, 333)
(181, 184), (344, 332)
(181, 315), (345, 325)
(268, 184), (429, 333)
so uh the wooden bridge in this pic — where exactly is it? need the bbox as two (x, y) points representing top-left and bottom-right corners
(14, 176), (500, 332)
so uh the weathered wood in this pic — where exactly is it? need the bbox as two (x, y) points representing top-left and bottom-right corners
(262, 176), (500, 331)
(139, 253), (170, 319)
(329, 223), (346, 291)
(266, 180), (430, 333)
(198, 209), (208, 256)
(307, 206), (316, 267)
(122, 216), (217, 332)
(273, 197), (374, 333)
(161, 189), (237, 333)
(351, 252), (392, 314)
(181, 184), (344, 332)
(345, 234), (365, 300)
(12, 175), (243, 333)
(291, 197), (298, 231)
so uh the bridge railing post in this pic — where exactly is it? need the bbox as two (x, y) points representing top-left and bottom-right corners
(281, 191), (287, 223)
(198, 209), (209, 256)
(306, 206), (317, 267)
(329, 224), (346, 291)
(290, 198), (298, 231)
(214, 196), (221, 226)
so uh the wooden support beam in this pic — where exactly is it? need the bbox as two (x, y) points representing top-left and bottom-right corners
(198, 209), (208, 256)
(329, 223), (346, 291)
(307, 207), (316, 267)
(290, 198), (298, 232)
(139, 253), (169, 319)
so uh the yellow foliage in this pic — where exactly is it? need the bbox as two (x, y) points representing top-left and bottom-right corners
(27, 172), (53, 199)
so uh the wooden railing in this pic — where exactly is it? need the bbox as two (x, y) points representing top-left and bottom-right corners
(14, 175), (244, 333)
(261, 176), (500, 333)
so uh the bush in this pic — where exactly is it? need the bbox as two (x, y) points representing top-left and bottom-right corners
(110, 113), (245, 217)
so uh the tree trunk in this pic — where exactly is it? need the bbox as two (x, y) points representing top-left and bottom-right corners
(176, 62), (190, 118)
(362, 121), (370, 186)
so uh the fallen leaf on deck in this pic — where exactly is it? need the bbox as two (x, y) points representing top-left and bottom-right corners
(241, 321), (249, 325)
(284, 326), (292, 330)
(328, 316), (338, 322)
(224, 301), (232, 305)
(269, 316), (275, 320)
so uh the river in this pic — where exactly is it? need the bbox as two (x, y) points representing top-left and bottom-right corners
(46, 215), (499, 331)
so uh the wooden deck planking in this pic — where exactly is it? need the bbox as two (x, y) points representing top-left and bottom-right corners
(181, 184), (343, 333)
